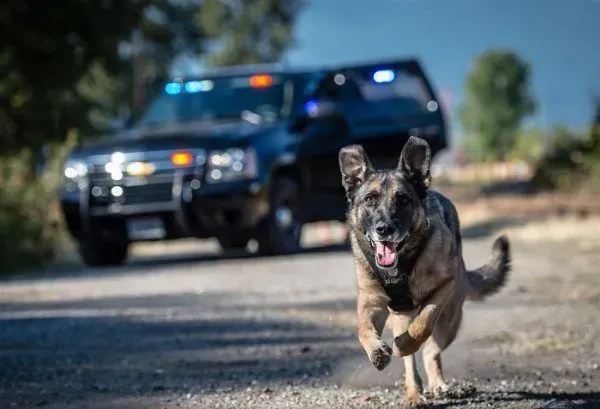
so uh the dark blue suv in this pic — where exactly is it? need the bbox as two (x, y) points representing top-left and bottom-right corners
(60, 58), (448, 266)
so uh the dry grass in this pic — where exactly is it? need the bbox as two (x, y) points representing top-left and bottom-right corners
(454, 194), (600, 226)
(524, 336), (583, 353)
(500, 216), (600, 244)
(475, 330), (585, 353)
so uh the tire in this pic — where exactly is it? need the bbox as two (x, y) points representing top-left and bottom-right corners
(257, 176), (303, 255)
(78, 237), (129, 267)
(217, 236), (250, 252)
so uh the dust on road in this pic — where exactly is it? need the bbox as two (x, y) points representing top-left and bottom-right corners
(0, 219), (599, 409)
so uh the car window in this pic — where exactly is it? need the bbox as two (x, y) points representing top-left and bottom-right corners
(135, 74), (288, 127)
(354, 67), (432, 114)
(308, 74), (364, 104)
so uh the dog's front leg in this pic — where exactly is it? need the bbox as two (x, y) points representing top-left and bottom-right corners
(391, 312), (426, 408)
(394, 278), (454, 357)
(357, 289), (391, 371)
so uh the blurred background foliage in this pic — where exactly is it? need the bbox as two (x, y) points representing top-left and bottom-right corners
(458, 50), (538, 162)
(198, 0), (305, 66)
(0, 0), (598, 272)
(458, 49), (600, 194)
(0, 0), (304, 272)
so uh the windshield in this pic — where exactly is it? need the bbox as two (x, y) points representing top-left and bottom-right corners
(135, 74), (290, 127)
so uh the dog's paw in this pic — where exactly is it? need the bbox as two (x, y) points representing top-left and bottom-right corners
(404, 390), (427, 408)
(426, 382), (450, 399)
(428, 380), (477, 400)
(368, 342), (392, 371)
(394, 332), (422, 357)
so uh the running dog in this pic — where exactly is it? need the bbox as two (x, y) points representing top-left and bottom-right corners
(338, 136), (511, 407)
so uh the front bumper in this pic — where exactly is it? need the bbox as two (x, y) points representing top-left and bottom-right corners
(61, 174), (270, 242)
(60, 148), (274, 242)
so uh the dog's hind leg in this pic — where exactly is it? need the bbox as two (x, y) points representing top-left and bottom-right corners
(422, 305), (463, 398)
(391, 313), (425, 408)
(422, 339), (448, 398)
(403, 354), (426, 408)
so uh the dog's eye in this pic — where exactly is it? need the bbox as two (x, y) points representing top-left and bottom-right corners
(364, 195), (376, 206)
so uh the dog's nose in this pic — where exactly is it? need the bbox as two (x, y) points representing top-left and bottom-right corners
(375, 223), (393, 237)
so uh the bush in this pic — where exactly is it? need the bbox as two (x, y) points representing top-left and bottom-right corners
(530, 125), (600, 192)
(507, 127), (545, 164)
(0, 133), (76, 273)
(461, 127), (545, 165)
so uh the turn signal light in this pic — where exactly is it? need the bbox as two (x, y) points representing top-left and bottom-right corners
(249, 74), (273, 88)
(171, 151), (194, 166)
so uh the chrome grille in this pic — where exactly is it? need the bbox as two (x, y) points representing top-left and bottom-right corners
(85, 148), (205, 208)
(88, 170), (175, 206)
(120, 183), (174, 205)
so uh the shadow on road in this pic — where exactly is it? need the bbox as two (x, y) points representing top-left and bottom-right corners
(1, 291), (599, 408)
(0, 292), (358, 408)
(511, 392), (600, 409)
(425, 391), (600, 409)
(129, 242), (351, 269)
(1, 242), (352, 283)
(461, 218), (525, 239)
(479, 180), (536, 197)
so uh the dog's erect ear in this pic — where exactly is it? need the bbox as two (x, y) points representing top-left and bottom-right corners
(339, 144), (373, 200)
(397, 136), (431, 196)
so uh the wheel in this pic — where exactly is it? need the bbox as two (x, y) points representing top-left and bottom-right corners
(78, 237), (129, 267)
(257, 176), (303, 255)
(217, 236), (250, 252)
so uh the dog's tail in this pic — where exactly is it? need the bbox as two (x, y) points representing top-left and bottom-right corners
(465, 235), (511, 301)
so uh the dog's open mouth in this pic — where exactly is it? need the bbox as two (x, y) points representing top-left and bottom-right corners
(368, 238), (402, 273)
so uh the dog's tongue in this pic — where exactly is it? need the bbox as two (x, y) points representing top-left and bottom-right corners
(375, 241), (397, 267)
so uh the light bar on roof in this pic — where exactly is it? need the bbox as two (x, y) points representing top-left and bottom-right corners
(165, 82), (182, 95)
(373, 69), (395, 84)
(185, 80), (214, 93)
(165, 80), (214, 95)
(249, 74), (273, 88)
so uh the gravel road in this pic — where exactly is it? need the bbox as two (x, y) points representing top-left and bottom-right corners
(1, 225), (599, 409)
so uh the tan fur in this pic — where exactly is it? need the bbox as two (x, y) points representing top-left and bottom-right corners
(342, 138), (511, 408)
(351, 217), (472, 407)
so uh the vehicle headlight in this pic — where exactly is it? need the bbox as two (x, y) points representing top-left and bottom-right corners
(62, 159), (88, 192)
(206, 148), (257, 183)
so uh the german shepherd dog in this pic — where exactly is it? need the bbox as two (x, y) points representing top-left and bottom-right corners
(338, 136), (511, 407)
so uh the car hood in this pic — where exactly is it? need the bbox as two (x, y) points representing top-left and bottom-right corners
(72, 120), (279, 157)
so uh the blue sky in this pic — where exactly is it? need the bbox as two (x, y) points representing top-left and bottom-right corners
(285, 0), (600, 135)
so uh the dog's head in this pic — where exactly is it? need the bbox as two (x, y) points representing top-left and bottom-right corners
(339, 136), (431, 275)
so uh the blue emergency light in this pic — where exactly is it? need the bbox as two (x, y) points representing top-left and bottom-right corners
(304, 99), (319, 116)
(165, 80), (214, 95)
(165, 82), (182, 95)
(372, 69), (395, 84)
(185, 80), (214, 93)
(184, 81), (203, 93)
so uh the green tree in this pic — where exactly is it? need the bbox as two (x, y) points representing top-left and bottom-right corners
(197, 0), (305, 67)
(459, 50), (537, 162)
(0, 0), (204, 271)
(124, 0), (205, 118)
(0, 0), (152, 157)
(507, 127), (545, 163)
(0, 0), (204, 157)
